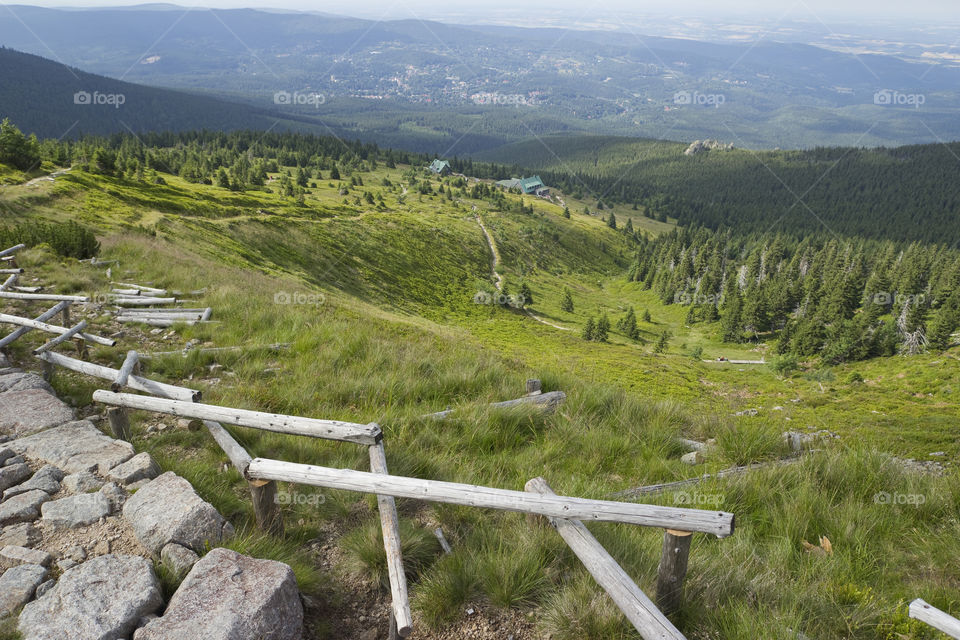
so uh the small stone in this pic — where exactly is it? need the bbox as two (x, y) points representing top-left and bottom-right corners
(99, 482), (128, 513)
(64, 546), (86, 563)
(56, 558), (77, 572)
(160, 543), (199, 578)
(0, 545), (52, 568)
(0, 463), (32, 492)
(681, 451), (705, 465)
(0, 563), (47, 616)
(0, 523), (41, 548)
(175, 419), (202, 432)
(92, 540), (110, 556)
(107, 453), (159, 485)
(3, 465), (64, 500)
(35, 578), (55, 599)
(62, 471), (104, 494)
(0, 490), (51, 527)
(3, 455), (25, 467)
(41, 493), (111, 528)
(0, 449), (14, 466)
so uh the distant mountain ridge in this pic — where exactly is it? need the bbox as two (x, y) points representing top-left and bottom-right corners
(0, 47), (316, 138)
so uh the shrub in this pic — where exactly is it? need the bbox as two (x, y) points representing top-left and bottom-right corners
(0, 221), (99, 259)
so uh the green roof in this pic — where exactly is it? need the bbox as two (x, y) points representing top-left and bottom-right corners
(519, 176), (545, 193)
(428, 159), (451, 173)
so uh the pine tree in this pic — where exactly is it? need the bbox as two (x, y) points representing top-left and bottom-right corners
(330, 165), (340, 180)
(607, 213), (617, 229)
(642, 309), (652, 323)
(596, 314), (610, 342)
(582, 316), (596, 341)
(560, 288), (574, 313)
(624, 218), (634, 234)
(518, 283), (533, 306)
(654, 330), (671, 353)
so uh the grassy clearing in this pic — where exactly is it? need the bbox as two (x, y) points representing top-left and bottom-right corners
(1, 162), (957, 639)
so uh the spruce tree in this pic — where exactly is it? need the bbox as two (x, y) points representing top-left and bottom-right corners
(560, 288), (574, 313)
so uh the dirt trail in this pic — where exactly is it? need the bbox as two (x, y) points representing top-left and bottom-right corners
(26, 167), (71, 187)
(474, 214), (573, 332)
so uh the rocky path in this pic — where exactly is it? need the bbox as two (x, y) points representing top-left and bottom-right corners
(0, 353), (303, 639)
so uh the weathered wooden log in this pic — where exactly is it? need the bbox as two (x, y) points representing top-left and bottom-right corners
(0, 269), (24, 275)
(910, 599), (960, 639)
(369, 441), (413, 638)
(245, 459), (735, 536)
(116, 311), (204, 319)
(250, 478), (284, 537)
(0, 244), (26, 258)
(656, 530), (692, 615)
(112, 282), (166, 294)
(201, 307), (213, 322)
(111, 288), (141, 296)
(424, 390), (566, 419)
(525, 477), (687, 640)
(115, 318), (206, 327)
(613, 457), (808, 498)
(0, 301), (70, 349)
(110, 297), (177, 306)
(12, 286), (41, 293)
(434, 528), (453, 554)
(112, 351), (139, 391)
(0, 274), (17, 291)
(0, 291), (88, 302)
(32, 320), (87, 355)
(203, 420), (253, 475)
(116, 313), (203, 322)
(37, 351), (200, 402)
(107, 407), (132, 441)
(92, 391), (383, 445)
(0, 313), (114, 346)
(140, 343), (290, 358)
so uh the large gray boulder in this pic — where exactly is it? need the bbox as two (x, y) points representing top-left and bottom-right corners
(0, 373), (53, 395)
(0, 490), (50, 527)
(7, 420), (133, 474)
(0, 389), (75, 437)
(0, 564), (47, 617)
(41, 493), (111, 528)
(134, 548), (303, 640)
(18, 555), (162, 640)
(121, 472), (234, 554)
(0, 523), (40, 548)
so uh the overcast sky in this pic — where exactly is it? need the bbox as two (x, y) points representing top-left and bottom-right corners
(14, 0), (959, 22)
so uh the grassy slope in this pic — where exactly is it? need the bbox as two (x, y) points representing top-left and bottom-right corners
(0, 162), (957, 639)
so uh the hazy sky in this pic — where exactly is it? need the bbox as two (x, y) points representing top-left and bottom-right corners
(14, 0), (960, 21)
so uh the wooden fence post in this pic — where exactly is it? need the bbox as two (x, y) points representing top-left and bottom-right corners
(249, 479), (284, 536)
(107, 407), (132, 442)
(656, 529), (692, 615)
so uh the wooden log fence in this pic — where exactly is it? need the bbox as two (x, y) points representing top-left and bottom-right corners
(424, 389), (566, 419)
(526, 477), (687, 640)
(0, 291), (88, 302)
(245, 458), (735, 536)
(110, 296), (178, 306)
(32, 319), (88, 355)
(0, 274), (17, 291)
(910, 599), (960, 639)
(111, 282), (166, 295)
(112, 351), (139, 391)
(92, 391), (383, 445)
(37, 351), (199, 402)
(0, 244), (26, 258)
(0, 301), (71, 349)
(369, 441), (413, 638)
(0, 312), (115, 346)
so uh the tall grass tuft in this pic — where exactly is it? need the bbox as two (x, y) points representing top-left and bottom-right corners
(341, 518), (441, 588)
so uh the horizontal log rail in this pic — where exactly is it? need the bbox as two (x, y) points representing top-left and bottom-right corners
(37, 351), (199, 402)
(111, 282), (166, 294)
(245, 458), (735, 536)
(92, 390), (383, 445)
(0, 301), (71, 349)
(910, 599), (960, 639)
(526, 477), (687, 640)
(32, 320), (88, 354)
(0, 244), (26, 258)
(424, 390), (566, 419)
(0, 291), (88, 302)
(0, 312), (115, 346)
